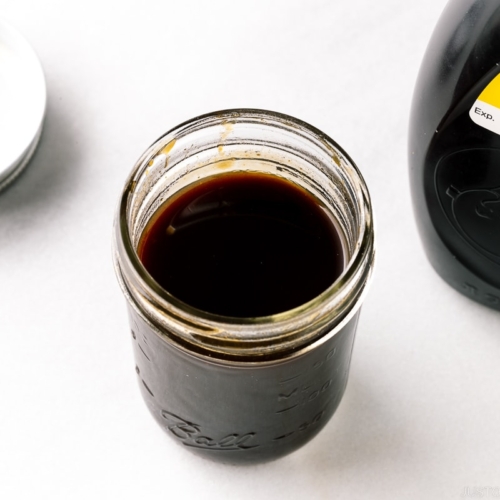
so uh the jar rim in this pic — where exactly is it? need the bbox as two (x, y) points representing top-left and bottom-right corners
(114, 108), (375, 359)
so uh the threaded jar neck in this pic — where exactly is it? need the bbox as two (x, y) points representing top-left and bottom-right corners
(113, 109), (375, 362)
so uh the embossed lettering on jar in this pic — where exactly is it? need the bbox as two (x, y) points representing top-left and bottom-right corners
(113, 109), (375, 464)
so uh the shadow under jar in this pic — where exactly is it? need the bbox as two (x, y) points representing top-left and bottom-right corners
(113, 109), (375, 464)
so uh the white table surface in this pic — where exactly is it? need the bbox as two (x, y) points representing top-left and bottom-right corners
(2, 1), (500, 499)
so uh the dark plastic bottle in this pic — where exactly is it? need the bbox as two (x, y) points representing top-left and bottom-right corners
(409, 0), (500, 309)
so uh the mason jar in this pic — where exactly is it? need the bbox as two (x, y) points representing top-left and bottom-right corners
(112, 109), (375, 464)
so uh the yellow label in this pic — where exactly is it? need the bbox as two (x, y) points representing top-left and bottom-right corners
(477, 73), (500, 109)
(470, 72), (500, 136)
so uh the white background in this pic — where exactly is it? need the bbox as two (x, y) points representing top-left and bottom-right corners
(2, 1), (500, 499)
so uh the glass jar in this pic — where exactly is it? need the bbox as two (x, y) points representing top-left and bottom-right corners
(112, 109), (375, 464)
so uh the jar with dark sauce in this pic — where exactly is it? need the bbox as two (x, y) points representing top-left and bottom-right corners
(113, 109), (375, 464)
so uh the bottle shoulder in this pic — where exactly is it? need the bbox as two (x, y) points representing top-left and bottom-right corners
(409, 0), (500, 153)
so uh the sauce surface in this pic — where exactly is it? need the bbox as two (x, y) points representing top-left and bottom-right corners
(138, 172), (344, 317)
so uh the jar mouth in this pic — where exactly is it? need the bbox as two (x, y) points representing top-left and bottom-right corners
(114, 109), (375, 359)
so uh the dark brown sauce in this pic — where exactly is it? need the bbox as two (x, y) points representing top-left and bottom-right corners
(138, 172), (344, 317)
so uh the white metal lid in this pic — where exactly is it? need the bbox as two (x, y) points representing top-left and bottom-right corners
(0, 18), (46, 192)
